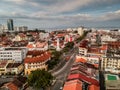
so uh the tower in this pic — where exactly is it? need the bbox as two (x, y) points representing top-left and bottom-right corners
(77, 26), (84, 36)
(56, 38), (60, 51)
(7, 19), (14, 30)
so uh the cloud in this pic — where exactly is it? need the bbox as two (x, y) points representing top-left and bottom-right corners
(0, 0), (120, 29)
(99, 10), (120, 21)
(2, 0), (26, 5)
(45, 0), (92, 13)
(1, 0), (120, 15)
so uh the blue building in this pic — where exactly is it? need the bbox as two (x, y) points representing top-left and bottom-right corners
(7, 19), (14, 30)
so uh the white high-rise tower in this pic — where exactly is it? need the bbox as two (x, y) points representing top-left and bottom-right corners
(77, 27), (84, 36)
(56, 38), (60, 51)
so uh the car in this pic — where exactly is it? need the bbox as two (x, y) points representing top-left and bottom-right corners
(60, 87), (63, 90)
(51, 79), (56, 85)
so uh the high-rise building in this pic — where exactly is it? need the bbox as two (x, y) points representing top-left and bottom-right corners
(56, 38), (60, 51)
(77, 27), (84, 36)
(14, 26), (28, 32)
(7, 19), (14, 30)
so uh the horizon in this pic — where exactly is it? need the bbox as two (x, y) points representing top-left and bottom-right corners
(0, 0), (120, 29)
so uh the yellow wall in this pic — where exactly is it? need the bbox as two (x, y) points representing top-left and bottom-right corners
(25, 64), (48, 75)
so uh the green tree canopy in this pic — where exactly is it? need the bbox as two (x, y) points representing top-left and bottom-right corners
(27, 69), (53, 89)
(65, 41), (74, 49)
(47, 50), (62, 70)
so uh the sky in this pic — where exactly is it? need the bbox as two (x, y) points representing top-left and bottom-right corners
(0, 0), (120, 29)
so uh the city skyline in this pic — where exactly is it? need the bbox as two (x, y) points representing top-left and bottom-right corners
(0, 0), (120, 29)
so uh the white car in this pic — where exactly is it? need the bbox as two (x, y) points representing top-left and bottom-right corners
(60, 87), (63, 90)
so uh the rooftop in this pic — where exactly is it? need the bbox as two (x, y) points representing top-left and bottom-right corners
(67, 73), (99, 86)
(5, 76), (27, 90)
(27, 50), (45, 57)
(0, 60), (8, 68)
(106, 80), (120, 90)
(6, 63), (21, 68)
(105, 74), (119, 80)
(24, 51), (51, 63)
(63, 79), (82, 90)
(88, 85), (100, 90)
(75, 58), (87, 63)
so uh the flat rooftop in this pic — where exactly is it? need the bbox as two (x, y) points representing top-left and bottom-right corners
(107, 75), (117, 80)
(106, 80), (120, 90)
(105, 74), (119, 80)
(105, 74), (120, 90)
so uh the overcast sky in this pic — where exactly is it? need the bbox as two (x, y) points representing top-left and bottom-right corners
(0, 0), (120, 29)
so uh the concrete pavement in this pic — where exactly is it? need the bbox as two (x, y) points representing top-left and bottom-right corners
(51, 53), (76, 90)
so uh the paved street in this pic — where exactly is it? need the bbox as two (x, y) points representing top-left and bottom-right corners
(50, 46), (78, 74)
(52, 53), (75, 76)
(51, 53), (76, 90)
(0, 77), (13, 86)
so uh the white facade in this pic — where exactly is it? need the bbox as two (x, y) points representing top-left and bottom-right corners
(101, 35), (117, 43)
(0, 25), (8, 33)
(14, 26), (28, 32)
(101, 57), (120, 74)
(6, 64), (24, 74)
(27, 42), (48, 51)
(56, 38), (60, 51)
(0, 25), (3, 34)
(66, 28), (73, 31)
(39, 32), (49, 40)
(79, 47), (87, 56)
(0, 47), (28, 62)
(0, 51), (22, 62)
(87, 56), (100, 64)
(77, 27), (84, 36)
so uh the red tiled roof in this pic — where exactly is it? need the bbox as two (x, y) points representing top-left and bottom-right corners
(79, 40), (88, 48)
(63, 79), (82, 90)
(107, 41), (120, 49)
(70, 66), (88, 76)
(107, 41), (120, 45)
(100, 44), (108, 50)
(93, 64), (99, 68)
(36, 42), (46, 48)
(57, 34), (65, 37)
(7, 83), (18, 90)
(24, 52), (51, 63)
(26, 44), (35, 48)
(85, 63), (97, 69)
(4, 76), (27, 90)
(27, 50), (45, 56)
(6, 63), (21, 68)
(88, 85), (100, 90)
(67, 73), (99, 86)
(19, 33), (26, 37)
(0, 60), (8, 68)
(88, 47), (101, 54)
(75, 58), (87, 63)
(27, 42), (47, 48)
(70, 66), (80, 71)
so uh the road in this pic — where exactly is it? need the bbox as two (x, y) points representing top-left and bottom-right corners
(0, 77), (13, 86)
(52, 53), (75, 76)
(51, 52), (76, 90)
(50, 46), (78, 74)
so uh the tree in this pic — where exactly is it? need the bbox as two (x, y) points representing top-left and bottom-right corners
(65, 42), (74, 49)
(27, 69), (53, 89)
(75, 30), (88, 42)
(52, 50), (62, 59)
(62, 42), (74, 53)
(47, 50), (62, 70)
